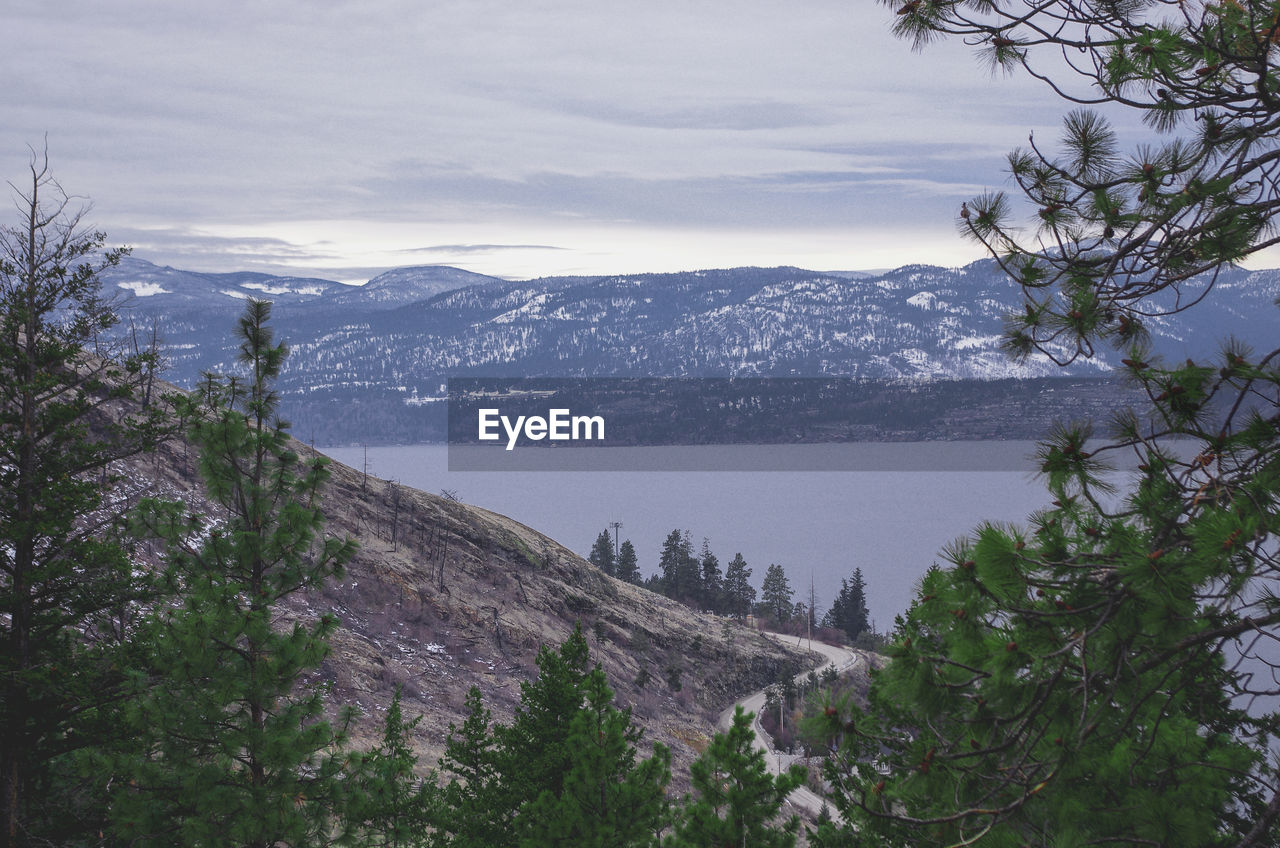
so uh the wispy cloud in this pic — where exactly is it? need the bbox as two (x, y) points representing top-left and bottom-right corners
(396, 244), (568, 255)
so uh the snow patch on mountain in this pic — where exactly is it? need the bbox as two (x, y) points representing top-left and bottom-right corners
(117, 280), (171, 297)
(241, 281), (328, 297)
(906, 291), (938, 310)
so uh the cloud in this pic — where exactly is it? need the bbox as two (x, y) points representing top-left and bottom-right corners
(107, 225), (344, 276)
(396, 244), (569, 255)
(0, 0), (1100, 276)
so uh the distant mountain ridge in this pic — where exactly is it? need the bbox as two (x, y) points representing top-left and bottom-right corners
(98, 256), (1280, 444)
(103, 257), (507, 310)
(328, 265), (509, 308)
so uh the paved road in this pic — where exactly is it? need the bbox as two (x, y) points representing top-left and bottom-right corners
(718, 631), (861, 821)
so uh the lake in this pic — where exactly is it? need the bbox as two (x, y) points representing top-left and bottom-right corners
(323, 442), (1068, 630)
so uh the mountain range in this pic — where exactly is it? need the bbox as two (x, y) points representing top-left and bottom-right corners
(97, 256), (1280, 444)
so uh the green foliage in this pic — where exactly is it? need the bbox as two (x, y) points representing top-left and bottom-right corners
(821, 568), (870, 644)
(664, 664), (683, 693)
(437, 627), (671, 847)
(346, 688), (435, 848)
(723, 553), (756, 619)
(889, 0), (1280, 364)
(520, 667), (670, 848)
(0, 154), (176, 846)
(666, 707), (805, 848)
(832, 3), (1280, 841)
(759, 563), (795, 623)
(821, 449), (1270, 845)
(642, 531), (744, 614)
(503, 623), (594, 807)
(698, 539), (723, 613)
(437, 687), (511, 848)
(616, 539), (641, 584)
(111, 300), (357, 847)
(589, 529), (616, 577)
(657, 530), (700, 606)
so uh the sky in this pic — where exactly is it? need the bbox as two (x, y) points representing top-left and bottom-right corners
(4, 1), (1098, 282)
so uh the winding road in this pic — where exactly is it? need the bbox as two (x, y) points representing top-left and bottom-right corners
(717, 631), (863, 820)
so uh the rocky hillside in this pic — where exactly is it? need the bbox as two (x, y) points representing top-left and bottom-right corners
(119, 397), (813, 782)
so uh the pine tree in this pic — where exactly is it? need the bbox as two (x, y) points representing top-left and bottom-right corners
(759, 564), (794, 624)
(723, 553), (755, 620)
(845, 568), (868, 641)
(820, 579), (847, 632)
(657, 530), (699, 606)
(821, 570), (870, 644)
(815, 3), (1280, 839)
(501, 624), (593, 812)
(0, 153), (174, 847)
(347, 688), (435, 848)
(698, 539), (723, 613)
(667, 706), (805, 848)
(111, 300), (357, 847)
(438, 626), (665, 846)
(437, 687), (512, 848)
(615, 540), (640, 584)
(589, 529), (616, 577)
(519, 666), (670, 848)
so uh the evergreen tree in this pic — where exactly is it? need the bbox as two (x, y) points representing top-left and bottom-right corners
(657, 530), (699, 606)
(759, 564), (794, 624)
(821, 569), (869, 644)
(589, 529), (616, 577)
(820, 581), (845, 631)
(520, 665), (670, 848)
(438, 626), (667, 846)
(111, 300), (357, 847)
(501, 624), (593, 811)
(437, 687), (512, 848)
(667, 707), (805, 848)
(846, 567), (868, 641)
(0, 154), (174, 847)
(347, 688), (435, 848)
(805, 807), (856, 848)
(813, 3), (1280, 840)
(723, 553), (755, 620)
(698, 539), (723, 613)
(615, 539), (640, 584)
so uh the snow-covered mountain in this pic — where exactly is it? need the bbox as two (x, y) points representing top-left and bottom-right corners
(103, 257), (348, 306)
(327, 265), (507, 308)
(97, 256), (1279, 443)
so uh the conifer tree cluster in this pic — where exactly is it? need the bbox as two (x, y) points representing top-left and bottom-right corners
(434, 626), (672, 847)
(0, 158), (813, 846)
(588, 528), (641, 584)
(591, 527), (878, 645)
(433, 626), (805, 848)
(588, 526), (766, 619)
(820, 568), (869, 644)
(647, 530), (759, 617)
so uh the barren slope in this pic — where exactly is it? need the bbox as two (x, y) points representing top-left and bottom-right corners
(121, 409), (814, 784)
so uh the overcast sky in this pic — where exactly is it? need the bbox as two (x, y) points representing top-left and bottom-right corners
(5, 1), (1089, 281)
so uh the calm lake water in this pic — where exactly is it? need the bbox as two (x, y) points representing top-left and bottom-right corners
(323, 442), (1069, 629)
